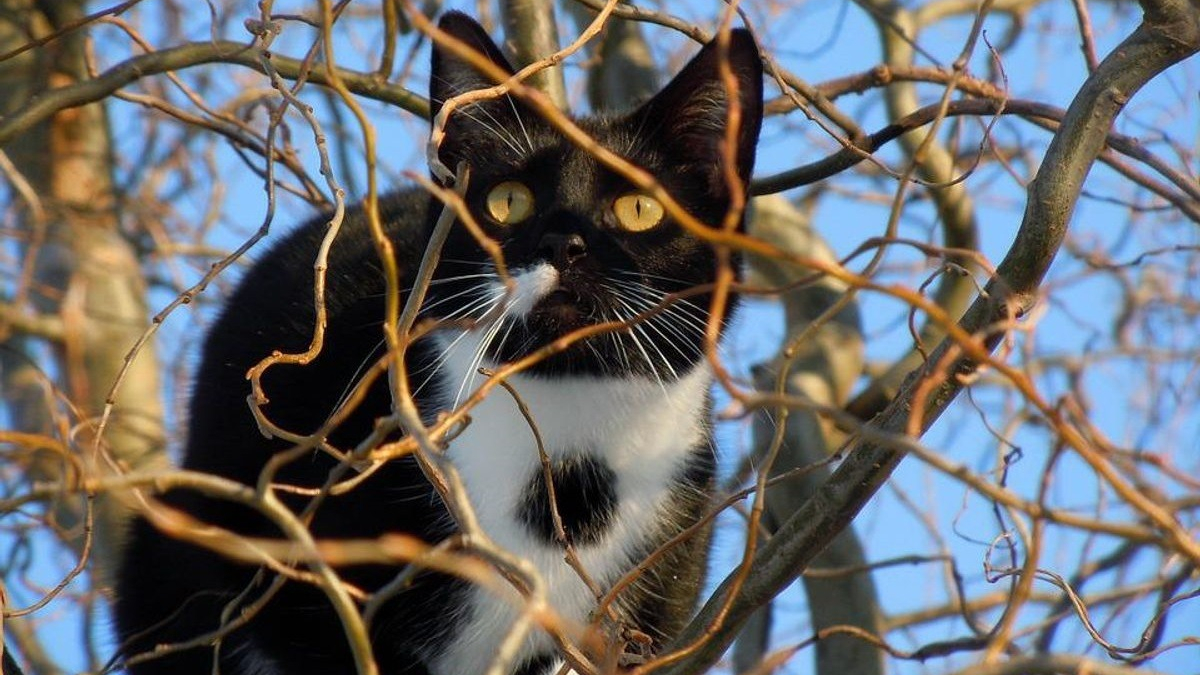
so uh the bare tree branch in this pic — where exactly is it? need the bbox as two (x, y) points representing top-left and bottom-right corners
(753, 98), (1200, 226)
(0, 303), (63, 341)
(0, 39), (428, 147)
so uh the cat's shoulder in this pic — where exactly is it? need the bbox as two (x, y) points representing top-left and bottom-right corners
(223, 187), (430, 299)
(200, 186), (432, 344)
(258, 186), (432, 273)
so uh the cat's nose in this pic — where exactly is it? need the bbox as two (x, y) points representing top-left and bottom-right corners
(538, 232), (588, 267)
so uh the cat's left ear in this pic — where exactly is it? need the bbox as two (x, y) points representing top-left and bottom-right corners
(429, 12), (528, 170)
(630, 29), (763, 192)
(429, 12), (517, 112)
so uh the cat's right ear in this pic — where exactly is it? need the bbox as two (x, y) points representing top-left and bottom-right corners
(628, 30), (763, 197)
(429, 13), (526, 171)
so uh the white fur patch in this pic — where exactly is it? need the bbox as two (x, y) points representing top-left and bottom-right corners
(425, 326), (712, 675)
(503, 263), (558, 318)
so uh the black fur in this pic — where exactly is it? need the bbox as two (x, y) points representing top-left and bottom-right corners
(115, 12), (761, 675)
(518, 454), (619, 546)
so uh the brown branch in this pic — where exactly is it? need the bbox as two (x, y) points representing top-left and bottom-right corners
(563, 2), (659, 111)
(0, 40), (428, 147)
(1, 618), (53, 675)
(0, 302), (63, 341)
(568, 0), (865, 141)
(733, 196), (878, 674)
(0, 0), (143, 64)
(752, 97), (1200, 222)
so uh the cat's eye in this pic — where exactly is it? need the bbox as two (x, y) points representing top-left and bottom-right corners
(613, 193), (665, 232)
(485, 181), (535, 225)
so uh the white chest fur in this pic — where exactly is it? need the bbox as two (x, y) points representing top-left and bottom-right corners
(426, 331), (712, 675)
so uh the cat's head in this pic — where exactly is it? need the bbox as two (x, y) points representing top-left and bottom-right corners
(425, 12), (762, 381)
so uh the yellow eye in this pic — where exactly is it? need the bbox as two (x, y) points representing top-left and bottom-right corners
(613, 193), (665, 232)
(485, 181), (534, 224)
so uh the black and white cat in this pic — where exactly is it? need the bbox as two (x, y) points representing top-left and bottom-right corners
(115, 12), (762, 675)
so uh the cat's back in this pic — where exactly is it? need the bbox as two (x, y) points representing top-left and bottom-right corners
(195, 188), (432, 368)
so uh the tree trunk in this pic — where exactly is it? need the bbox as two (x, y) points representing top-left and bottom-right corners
(0, 0), (166, 585)
(735, 196), (883, 675)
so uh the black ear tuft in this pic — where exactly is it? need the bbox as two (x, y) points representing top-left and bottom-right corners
(629, 29), (764, 191)
(429, 13), (534, 172)
(429, 12), (517, 121)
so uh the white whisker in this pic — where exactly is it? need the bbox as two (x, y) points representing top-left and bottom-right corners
(506, 95), (535, 153)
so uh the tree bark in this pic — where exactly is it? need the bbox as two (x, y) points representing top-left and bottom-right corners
(500, 0), (568, 109)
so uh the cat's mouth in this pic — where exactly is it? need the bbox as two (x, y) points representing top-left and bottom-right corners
(493, 262), (589, 327)
(529, 283), (589, 328)
(542, 287), (574, 305)
(476, 262), (630, 374)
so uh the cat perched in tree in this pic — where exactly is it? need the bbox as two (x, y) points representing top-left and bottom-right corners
(115, 12), (762, 675)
